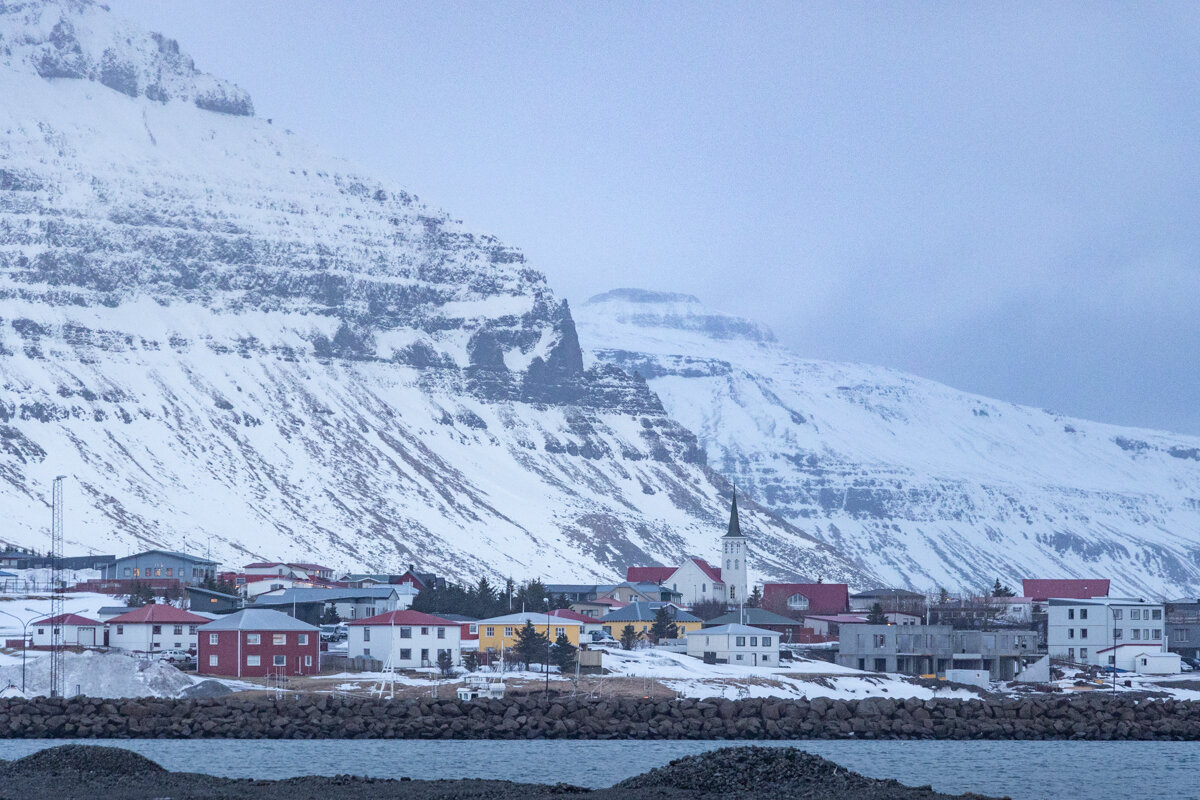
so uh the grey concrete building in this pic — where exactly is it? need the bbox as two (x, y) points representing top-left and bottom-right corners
(1166, 599), (1200, 662)
(836, 624), (1038, 681)
(105, 549), (217, 585)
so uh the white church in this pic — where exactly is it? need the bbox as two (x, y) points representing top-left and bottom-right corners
(629, 495), (749, 605)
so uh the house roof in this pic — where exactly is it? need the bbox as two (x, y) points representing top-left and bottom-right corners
(687, 623), (775, 636)
(546, 584), (603, 594)
(706, 608), (802, 627)
(200, 609), (319, 631)
(437, 613), (480, 623)
(625, 567), (676, 584)
(549, 608), (597, 623)
(253, 587), (408, 605)
(97, 606), (136, 617)
(690, 559), (723, 584)
(850, 587), (925, 599)
(599, 602), (701, 623)
(107, 604), (211, 625)
(346, 609), (457, 627)
(1022, 579), (1111, 601)
(186, 586), (242, 601)
(115, 549), (217, 565)
(476, 612), (584, 627)
(762, 583), (850, 614)
(35, 613), (100, 626)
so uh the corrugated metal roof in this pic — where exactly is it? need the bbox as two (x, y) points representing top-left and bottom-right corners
(253, 587), (406, 605)
(599, 602), (700, 623)
(107, 604), (211, 625)
(200, 609), (319, 631)
(687, 623), (776, 636)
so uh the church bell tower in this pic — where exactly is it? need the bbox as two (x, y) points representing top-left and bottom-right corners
(722, 493), (749, 603)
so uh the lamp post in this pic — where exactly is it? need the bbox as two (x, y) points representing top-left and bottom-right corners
(544, 597), (551, 699)
(0, 609), (39, 693)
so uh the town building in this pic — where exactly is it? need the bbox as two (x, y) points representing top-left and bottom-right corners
(106, 604), (211, 654)
(1046, 597), (1175, 672)
(836, 623), (1036, 680)
(550, 608), (606, 640)
(599, 602), (702, 640)
(803, 613), (867, 637)
(597, 581), (682, 604)
(476, 612), (584, 655)
(198, 609), (320, 677)
(252, 585), (415, 624)
(1023, 579), (1110, 612)
(104, 550), (218, 586)
(704, 608), (814, 642)
(30, 613), (102, 648)
(569, 597), (626, 618)
(1166, 598), (1200, 662)
(186, 586), (244, 615)
(686, 623), (779, 666)
(242, 562), (335, 581)
(762, 583), (850, 616)
(546, 584), (609, 603)
(437, 613), (480, 646)
(346, 610), (462, 668)
(849, 587), (927, 615)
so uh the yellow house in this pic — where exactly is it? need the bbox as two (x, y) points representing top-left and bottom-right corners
(599, 602), (703, 639)
(476, 612), (584, 653)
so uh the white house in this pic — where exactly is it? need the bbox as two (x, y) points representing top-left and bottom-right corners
(106, 603), (211, 654)
(346, 609), (462, 668)
(31, 613), (102, 648)
(1047, 597), (1175, 673)
(686, 623), (779, 666)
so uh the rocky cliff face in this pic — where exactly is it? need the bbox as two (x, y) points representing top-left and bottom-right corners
(577, 289), (1200, 597)
(0, 1), (871, 585)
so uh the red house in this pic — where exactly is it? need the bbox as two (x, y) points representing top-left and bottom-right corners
(1022, 579), (1110, 602)
(762, 583), (850, 616)
(198, 608), (320, 678)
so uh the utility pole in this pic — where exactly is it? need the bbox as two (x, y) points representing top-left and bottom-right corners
(49, 476), (66, 698)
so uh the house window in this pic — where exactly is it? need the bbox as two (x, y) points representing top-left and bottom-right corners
(400, 627), (413, 639)
(363, 628), (371, 642)
(155, 568), (162, 577)
(1068, 609), (1074, 620)
(209, 633), (219, 645)
(1175, 629), (1189, 642)
(469, 624), (478, 635)
(762, 636), (772, 647)
(1068, 648), (1074, 659)
(133, 568), (140, 577)
(1114, 628), (1123, 640)
(1144, 629), (1151, 639)
(304, 655), (312, 666)
(787, 594), (810, 610)
(1152, 609), (1162, 620)
(1080, 648), (1088, 660)
(1080, 629), (1088, 639)
(1153, 629), (1162, 639)
(504, 627), (513, 637)
(116, 626), (123, 635)
(763, 654), (770, 662)
(1080, 609), (1087, 620)
(123, 567), (131, 577)
(246, 655), (261, 666)
(173, 626), (183, 635)
(555, 627), (565, 638)
(247, 633), (261, 645)
(1132, 630), (1141, 640)
(166, 568), (173, 577)
(1112, 608), (1123, 619)
(873, 634), (887, 648)
(437, 627), (445, 639)
(273, 655), (286, 667)
(750, 637), (758, 646)
(273, 634), (286, 645)
(735, 636), (746, 646)
(209, 655), (218, 666)
(189, 626), (197, 634)
(701, 584), (707, 593)
(36, 628), (44, 635)
(485, 627), (495, 637)
(1067, 629), (1074, 639)
(152, 625), (162, 635)
(1132, 609), (1141, 620)
(735, 654), (743, 661)
(400, 649), (411, 660)
(363, 648), (370, 656)
(298, 634), (308, 645)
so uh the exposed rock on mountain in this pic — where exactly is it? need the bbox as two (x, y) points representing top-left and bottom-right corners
(0, 1), (871, 585)
(577, 289), (1200, 597)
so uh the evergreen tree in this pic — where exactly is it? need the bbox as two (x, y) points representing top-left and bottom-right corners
(666, 620), (679, 639)
(551, 632), (577, 673)
(125, 581), (155, 608)
(992, 579), (1016, 598)
(462, 651), (479, 673)
(938, 586), (950, 604)
(320, 605), (341, 625)
(514, 621), (550, 670)
(650, 606), (673, 644)
(866, 602), (887, 624)
(619, 624), (639, 650)
(436, 649), (454, 678)
(747, 585), (763, 608)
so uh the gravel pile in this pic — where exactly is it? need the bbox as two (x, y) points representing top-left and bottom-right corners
(3, 745), (165, 777)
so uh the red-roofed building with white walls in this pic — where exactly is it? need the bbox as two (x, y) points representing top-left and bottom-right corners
(106, 604), (210, 654)
(30, 613), (102, 648)
(346, 610), (461, 668)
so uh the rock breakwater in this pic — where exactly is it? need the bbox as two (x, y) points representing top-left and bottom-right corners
(0, 693), (1196, 740)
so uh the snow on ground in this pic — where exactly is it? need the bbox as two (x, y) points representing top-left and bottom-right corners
(0, 650), (193, 698)
(599, 647), (978, 701)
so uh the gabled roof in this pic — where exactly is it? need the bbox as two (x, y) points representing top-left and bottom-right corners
(850, 587), (925, 599)
(762, 583), (849, 615)
(707, 608), (802, 627)
(107, 604), (210, 625)
(346, 609), (457, 627)
(599, 602), (700, 623)
(476, 612), (584, 626)
(690, 559), (723, 584)
(116, 549), (217, 565)
(625, 567), (676, 584)
(549, 608), (597, 623)
(687, 623), (775, 636)
(200, 609), (318, 632)
(35, 613), (100, 626)
(1022, 579), (1110, 601)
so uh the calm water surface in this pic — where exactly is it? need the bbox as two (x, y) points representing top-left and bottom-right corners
(0, 739), (1195, 799)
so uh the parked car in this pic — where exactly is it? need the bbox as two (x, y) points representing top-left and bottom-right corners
(320, 624), (347, 642)
(158, 649), (195, 665)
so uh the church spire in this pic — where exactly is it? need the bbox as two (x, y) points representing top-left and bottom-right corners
(723, 492), (743, 538)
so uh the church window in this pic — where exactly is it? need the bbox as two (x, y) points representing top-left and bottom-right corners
(734, 560), (739, 569)
(726, 560), (731, 569)
(787, 593), (810, 611)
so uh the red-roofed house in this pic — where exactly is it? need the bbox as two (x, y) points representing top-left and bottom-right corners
(625, 566), (677, 584)
(107, 604), (211, 654)
(1022, 579), (1110, 602)
(31, 613), (102, 648)
(346, 610), (462, 668)
(762, 583), (850, 617)
(551, 607), (604, 638)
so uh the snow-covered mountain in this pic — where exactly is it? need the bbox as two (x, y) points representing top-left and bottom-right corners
(577, 289), (1200, 598)
(0, 0), (874, 585)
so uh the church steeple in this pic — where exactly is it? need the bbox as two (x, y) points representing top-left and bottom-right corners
(723, 492), (742, 538)
(720, 492), (748, 603)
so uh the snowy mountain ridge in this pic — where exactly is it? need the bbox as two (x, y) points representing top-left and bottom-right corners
(577, 289), (1200, 597)
(0, 1), (872, 587)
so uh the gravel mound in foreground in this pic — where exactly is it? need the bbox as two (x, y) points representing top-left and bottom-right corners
(614, 746), (1001, 799)
(4, 744), (166, 777)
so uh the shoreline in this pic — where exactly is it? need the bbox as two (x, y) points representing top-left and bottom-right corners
(0, 692), (1195, 740)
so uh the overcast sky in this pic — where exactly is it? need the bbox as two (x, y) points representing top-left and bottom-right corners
(110, 1), (1200, 435)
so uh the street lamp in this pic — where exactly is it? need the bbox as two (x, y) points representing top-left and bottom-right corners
(544, 597), (551, 699)
(0, 608), (40, 693)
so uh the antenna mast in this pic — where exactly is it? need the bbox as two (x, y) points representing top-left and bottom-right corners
(50, 476), (66, 698)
